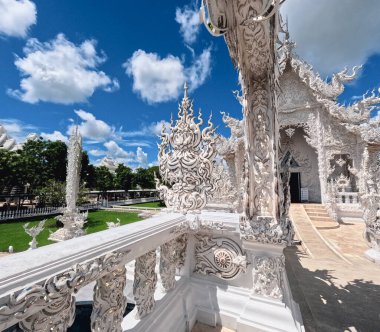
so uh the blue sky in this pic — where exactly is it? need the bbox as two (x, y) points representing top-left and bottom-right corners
(1, 0), (379, 167)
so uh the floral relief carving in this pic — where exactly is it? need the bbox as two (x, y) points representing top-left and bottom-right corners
(252, 255), (284, 300)
(194, 236), (247, 280)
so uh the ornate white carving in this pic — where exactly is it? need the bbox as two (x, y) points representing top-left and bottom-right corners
(194, 236), (247, 280)
(160, 240), (177, 292)
(284, 127), (295, 138)
(208, 164), (238, 209)
(49, 127), (86, 241)
(336, 157), (346, 168)
(362, 195), (380, 250)
(0, 250), (129, 331)
(23, 220), (45, 250)
(19, 291), (75, 332)
(252, 255), (284, 300)
(107, 218), (121, 229)
(133, 250), (157, 319)
(91, 265), (127, 332)
(157, 84), (218, 213)
(336, 174), (350, 192)
(240, 216), (293, 246)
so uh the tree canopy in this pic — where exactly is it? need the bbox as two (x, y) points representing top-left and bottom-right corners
(0, 137), (158, 196)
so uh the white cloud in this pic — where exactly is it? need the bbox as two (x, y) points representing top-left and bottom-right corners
(175, 6), (200, 44)
(122, 120), (170, 138)
(185, 48), (211, 91)
(88, 149), (106, 157)
(123, 48), (211, 104)
(136, 146), (148, 168)
(281, 0), (380, 76)
(9, 34), (119, 104)
(89, 143), (148, 167)
(68, 109), (113, 142)
(104, 140), (134, 159)
(0, 0), (36, 38)
(40, 130), (67, 142)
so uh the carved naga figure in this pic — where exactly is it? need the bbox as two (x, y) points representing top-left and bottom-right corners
(157, 83), (218, 213)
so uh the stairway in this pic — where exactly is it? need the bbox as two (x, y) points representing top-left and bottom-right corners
(303, 204), (340, 230)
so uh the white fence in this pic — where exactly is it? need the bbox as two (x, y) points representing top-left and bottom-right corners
(0, 203), (101, 221)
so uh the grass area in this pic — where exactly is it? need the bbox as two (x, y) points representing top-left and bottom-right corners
(0, 210), (142, 252)
(128, 201), (164, 208)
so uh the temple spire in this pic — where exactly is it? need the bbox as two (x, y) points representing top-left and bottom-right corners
(184, 81), (188, 99)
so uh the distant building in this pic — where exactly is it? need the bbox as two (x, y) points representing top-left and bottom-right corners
(0, 124), (39, 152)
(99, 156), (118, 173)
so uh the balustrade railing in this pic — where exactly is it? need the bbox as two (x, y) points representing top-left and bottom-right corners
(0, 213), (186, 332)
(336, 192), (359, 204)
(0, 203), (101, 221)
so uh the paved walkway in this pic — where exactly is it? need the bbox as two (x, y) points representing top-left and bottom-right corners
(286, 204), (380, 332)
(192, 323), (234, 332)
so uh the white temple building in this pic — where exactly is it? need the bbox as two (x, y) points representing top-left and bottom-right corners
(0, 124), (39, 152)
(99, 156), (119, 173)
(1, 2), (380, 332)
(218, 33), (380, 222)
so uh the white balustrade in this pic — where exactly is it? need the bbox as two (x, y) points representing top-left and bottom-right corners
(0, 213), (186, 332)
(336, 192), (359, 204)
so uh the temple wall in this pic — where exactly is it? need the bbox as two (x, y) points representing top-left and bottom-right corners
(281, 127), (321, 203)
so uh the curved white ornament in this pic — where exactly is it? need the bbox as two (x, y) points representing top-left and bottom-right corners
(157, 84), (218, 213)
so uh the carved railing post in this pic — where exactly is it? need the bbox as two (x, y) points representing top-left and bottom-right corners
(19, 292), (75, 332)
(160, 240), (177, 292)
(133, 250), (157, 319)
(91, 265), (127, 332)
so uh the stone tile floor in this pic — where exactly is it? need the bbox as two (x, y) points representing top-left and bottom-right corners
(287, 204), (380, 332)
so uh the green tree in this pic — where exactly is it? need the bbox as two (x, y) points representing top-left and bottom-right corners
(94, 166), (115, 192)
(44, 140), (67, 182)
(17, 139), (49, 191)
(36, 180), (65, 207)
(0, 149), (23, 193)
(115, 164), (133, 190)
(81, 151), (96, 189)
(132, 167), (155, 189)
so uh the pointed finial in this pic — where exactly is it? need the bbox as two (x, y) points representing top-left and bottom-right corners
(184, 82), (188, 98)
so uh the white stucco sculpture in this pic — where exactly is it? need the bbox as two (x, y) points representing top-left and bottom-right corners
(23, 219), (45, 250)
(49, 127), (87, 241)
(156, 83), (219, 213)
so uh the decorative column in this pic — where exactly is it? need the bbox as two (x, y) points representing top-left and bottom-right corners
(362, 145), (380, 263)
(201, 0), (293, 305)
(91, 265), (127, 332)
(133, 250), (157, 319)
(160, 240), (177, 292)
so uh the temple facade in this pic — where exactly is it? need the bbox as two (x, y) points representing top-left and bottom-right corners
(218, 34), (380, 222)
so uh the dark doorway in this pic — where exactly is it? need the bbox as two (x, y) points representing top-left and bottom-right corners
(290, 173), (301, 203)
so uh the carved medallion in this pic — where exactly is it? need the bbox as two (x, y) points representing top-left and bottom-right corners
(194, 236), (247, 280)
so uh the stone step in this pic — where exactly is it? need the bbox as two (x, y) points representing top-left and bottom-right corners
(305, 212), (329, 217)
(304, 204), (325, 208)
(308, 216), (333, 222)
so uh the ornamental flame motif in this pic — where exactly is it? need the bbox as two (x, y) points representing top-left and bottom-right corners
(157, 83), (218, 213)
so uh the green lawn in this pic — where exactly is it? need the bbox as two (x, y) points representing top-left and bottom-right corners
(0, 210), (142, 252)
(128, 201), (164, 208)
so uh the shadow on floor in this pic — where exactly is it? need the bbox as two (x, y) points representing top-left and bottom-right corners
(285, 246), (380, 332)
